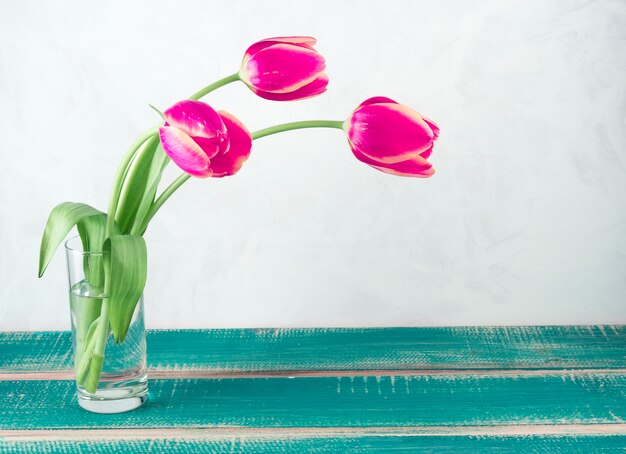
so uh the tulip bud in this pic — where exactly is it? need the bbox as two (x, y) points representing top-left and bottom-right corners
(345, 97), (438, 177)
(158, 100), (252, 178)
(239, 36), (328, 101)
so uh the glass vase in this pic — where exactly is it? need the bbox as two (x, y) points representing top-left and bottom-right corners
(65, 236), (148, 413)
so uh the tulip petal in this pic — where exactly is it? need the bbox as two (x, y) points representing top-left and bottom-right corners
(352, 145), (435, 178)
(163, 100), (227, 140)
(271, 36), (317, 47)
(159, 126), (212, 178)
(422, 116), (440, 139)
(357, 97), (440, 142)
(359, 96), (398, 107)
(243, 36), (317, 61)
(348, 103), (434, 164)
(192, 136), (227, 159)
(209, 111), (252, 178)
(420, 145), (433, 160)
(249, 73), (328, 101)
(242, 43), (325, 93)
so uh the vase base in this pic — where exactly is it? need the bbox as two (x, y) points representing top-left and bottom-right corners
(77, 385), (148, 414)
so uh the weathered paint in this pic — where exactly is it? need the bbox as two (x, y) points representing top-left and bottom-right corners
(1, 326), (625, 373)
(1, 374), (625, 429)
(3, 367), (626, 382)
(0, 327), (624, 451)
(1, 435), (626, 453)
(3, 424), (626, 440)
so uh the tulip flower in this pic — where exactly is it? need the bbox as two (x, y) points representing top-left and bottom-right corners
(158, 100), (252, 178)
(345, 97), (438, 177)
(239, 36), (328, 101)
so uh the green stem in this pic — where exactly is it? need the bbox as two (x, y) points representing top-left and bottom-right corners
(83, 285), (109, 394)
(251, 120), (344, 140)
(142, 120), (345, 227)
(189, 73), (240, 101)
(75, 316), (101, 385)
(141, 173), (191, 233)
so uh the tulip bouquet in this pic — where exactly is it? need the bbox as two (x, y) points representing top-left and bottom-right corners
(39, 37), (438, 396)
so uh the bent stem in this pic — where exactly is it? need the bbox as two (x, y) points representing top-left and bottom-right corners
(143, 120), (345, 226)
(75, 316), (101, 385)
(189, 73), (240, 101)
(251, 120), (344, 140)
(140, 173), (191, 234)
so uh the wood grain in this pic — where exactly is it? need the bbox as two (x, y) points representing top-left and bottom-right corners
(2, 434), (625, 453)
(1, 373), (625, 429)
(1, 326), (624, 373)
(1, 327), (624, 451)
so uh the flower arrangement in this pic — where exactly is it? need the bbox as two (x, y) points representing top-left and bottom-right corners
(38, 37), (439, 396)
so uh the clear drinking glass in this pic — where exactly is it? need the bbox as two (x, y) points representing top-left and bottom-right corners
(65, 236), (148, 413)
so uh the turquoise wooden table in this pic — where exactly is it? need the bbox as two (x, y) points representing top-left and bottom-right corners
(1, 327), (625, 452)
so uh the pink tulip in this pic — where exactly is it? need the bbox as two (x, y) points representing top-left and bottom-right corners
(345, 97), (438, 178)
(239, 36), (328, 101)
(158, 100), (252, 178)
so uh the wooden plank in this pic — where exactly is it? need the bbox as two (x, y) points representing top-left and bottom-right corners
(2, 434), (626, 453)
(1, 326), (624, 373)
(2, 329), (624, 451)
(1, 373), (625, 430)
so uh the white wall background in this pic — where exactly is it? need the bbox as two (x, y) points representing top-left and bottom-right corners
(1, 0), (625, 330)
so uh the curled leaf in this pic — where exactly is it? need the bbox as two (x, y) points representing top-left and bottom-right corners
(39, 202), (106, 278)
(104, 234), (148, 343)
(115, 136), (160, 234)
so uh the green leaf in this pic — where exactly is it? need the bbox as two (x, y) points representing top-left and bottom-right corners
(76, 213), (107, 288)
(76, 213), (107, 253)
(132, 145), (170, 235)
(115, 136), (160, 234)
(73, 213), (107, 368)
(38, 202), (106, 278)
(104, 234), (148, 343)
